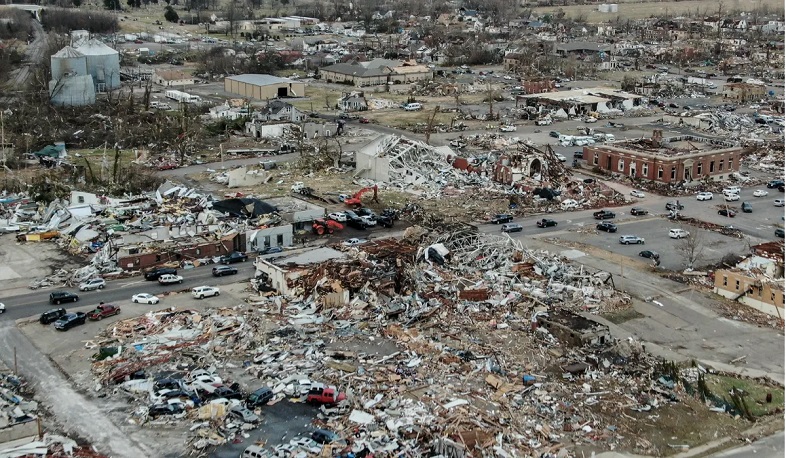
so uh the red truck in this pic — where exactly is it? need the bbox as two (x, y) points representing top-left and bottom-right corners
(87, 304), (121, 321)
(306, 384), (346, 405)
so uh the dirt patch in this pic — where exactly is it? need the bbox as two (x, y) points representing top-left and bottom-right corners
(602, 307), (645, 324)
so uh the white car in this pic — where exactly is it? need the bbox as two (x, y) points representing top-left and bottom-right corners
(584, 117), (597, 123)
(342, 238), (367, 247)
(503, 75), (513, 80)
(327, 212), (347, 222)
(191, 286), (220, 299)
(724, 193), (740, 202)
(669, 228), (690, 239)
(158, 274), (183, 285)
(753, 190), (769, 197)
(775, 199), (785, 207)
(79, 278), (106, 291)
(500, 125), (517, 132)
(359, 215), (376, 226)
(630, 190), (645, 198)
(555, 154), (567, 162)
(0, 303), (4, 314)
(290, 437), (321, 454)
(132, 293), (160, 304)
(696, 192), (713, 201)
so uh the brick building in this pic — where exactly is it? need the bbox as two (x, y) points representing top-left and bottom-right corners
(582, 130), (743, 184)
(722, 82), (766, 102)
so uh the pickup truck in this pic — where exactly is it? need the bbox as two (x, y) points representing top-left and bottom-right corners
(158, 274), (183, 285)
(54, 312), (87, 331)
(593, 210), (616, 220)
(220, 252), (248, 264)
(88, 304), (121, 321)
(306, 385), (347, 405)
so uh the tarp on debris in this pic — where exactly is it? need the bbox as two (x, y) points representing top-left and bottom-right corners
(211, 198), (277, 218)
(33, 145), (65, 158)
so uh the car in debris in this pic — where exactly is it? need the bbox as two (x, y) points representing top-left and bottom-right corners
(210, 386), (243, 400)
(696, 192), (714, 201)
(192, 286), (220, 299)
(668, 228), (690, 239)
(630, 207), (648, 216)
(53, 312), (87, 331)
(596, 221), (618, 233)
(327, 212), (347, 222)
(774, 199), (785, 207)
(247, 387), (274, 407)
(78, 278), (106, 291)
(375, 215), (395, 228)
(499, 124), (516, 132)
(145, 267), (177, 281)
(151, 388), (196, 404)
(229, 405), (260, 423)
(358, 117), (370, 124)
(220, 252), (248, 264)
(776, 228), (785, 238)
(718, 209), (736, 217)
(359, 215), (376, 226)
(501, 223), (523, 233)
(490, 214), (513, 224)
(258, 246), (283, 255)
(536, 218), (558, 228)
(741, 202), (753, 213)
(290, 437), (322, 454)
(630, 190), (645, 198)
(131, 293), (160, 304)
(157, 163), (178, 171)
(40, 308), (67, 324)
(753, 189), (769, 197)
(548, 131), (561, 138)
(638, 250), (659, 259)
(767, 180), (784, 189)
(157, 274), (183, 285)
(273, 443), (299, 457)
(555, 153), (567, 162)
(306, 385), (346, 405)
(148, 403), (184, 418)
(88, 304), (121, 321)
(560, 199), (579, 210)
(212, 265), (238, 277)
(665, 201), (685, 211)
(593, 210), (616, 220)
(618, 235), (645, 245)
(342, 238), (367, 247)
(49, 291), (79, 305)
(449, 139), (466, 148)
(311, 429), (341, 444)
(724, 193), (740, 202)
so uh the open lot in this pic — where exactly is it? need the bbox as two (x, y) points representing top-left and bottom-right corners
(531, 0), (784, 22)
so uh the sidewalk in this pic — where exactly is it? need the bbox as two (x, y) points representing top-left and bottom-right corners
(526, 237), (785, 384)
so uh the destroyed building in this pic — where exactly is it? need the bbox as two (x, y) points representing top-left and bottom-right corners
(582, 130), (743, 183)
(535, 310), (612, 347)
(516, 87), (643, 117)
(714, 242), (785, 318)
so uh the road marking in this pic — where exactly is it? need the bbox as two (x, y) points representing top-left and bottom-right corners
(119, 280), (146, 287)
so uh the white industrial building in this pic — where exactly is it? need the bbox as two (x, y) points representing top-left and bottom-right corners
(75, 39), (120, 91)
(49, 46), (95, 106)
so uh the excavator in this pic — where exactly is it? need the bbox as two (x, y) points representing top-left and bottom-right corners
(312, 218), (343, 235)
(343, 185), (379, 207)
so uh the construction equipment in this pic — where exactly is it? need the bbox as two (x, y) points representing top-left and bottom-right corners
(344, 185), (379, 207)
(312, 218), (343, 235)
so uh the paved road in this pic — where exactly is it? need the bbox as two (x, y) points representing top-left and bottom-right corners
(714, 431), (785, 458)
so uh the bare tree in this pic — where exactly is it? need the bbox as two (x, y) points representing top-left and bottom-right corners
(676, 227), (705, 269)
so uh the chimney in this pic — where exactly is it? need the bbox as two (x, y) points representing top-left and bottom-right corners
(652, 129), (663, 146)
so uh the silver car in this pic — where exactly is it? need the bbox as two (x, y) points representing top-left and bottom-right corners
(229, 405), (259, 423)
(79, 278), (106, 291)
(619, 235), (645, 245)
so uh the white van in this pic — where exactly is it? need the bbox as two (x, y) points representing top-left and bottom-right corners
(240, 445), (268, 458)
(403, 103), (422, 111)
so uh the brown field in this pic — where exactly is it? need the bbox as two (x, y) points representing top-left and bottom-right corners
(531, 0), (784, 23)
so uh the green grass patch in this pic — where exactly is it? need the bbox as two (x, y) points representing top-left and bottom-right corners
(71, 148), (138, 171)
(705, 374), (784, 417)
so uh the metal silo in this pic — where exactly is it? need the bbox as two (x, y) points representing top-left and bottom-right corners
(70, 29), (90, 48)
(76, 39), (121, 91)
(50, 46), (87, 80)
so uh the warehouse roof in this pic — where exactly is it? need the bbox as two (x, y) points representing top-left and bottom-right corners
(225, 74), (297, 86)
(322, 63), (390, 77)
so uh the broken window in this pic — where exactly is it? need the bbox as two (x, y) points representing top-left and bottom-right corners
(709, 161), (715, 173)
(156, 254), (161, 262)
(735, 279), (740, 290)
(658, 166), (663, 179)
(195, 248), (201, 255)
(719, 159), (724, 171)
(697, 162), (703, 175)
(277, 234), (284, 245)
(78, 195), (85, 204)
(671, 167), (676, 180)
(593, 152), (599, 165)
(629, 161), (636, 177)
(642, 163), (648, 176)
(723, 276), (727, 286)
(617, 158), (624, 171)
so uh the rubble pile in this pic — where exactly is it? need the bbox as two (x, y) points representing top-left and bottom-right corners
(742, 142), (785, 173)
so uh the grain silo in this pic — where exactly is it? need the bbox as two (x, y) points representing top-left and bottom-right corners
(70, 29), (90, 48)
(76, 38), (120, 91)
(50, 46), (87, 80)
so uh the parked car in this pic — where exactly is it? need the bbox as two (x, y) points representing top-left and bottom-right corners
(40, 308), (67, 324)
(775, 199), (785, 207)
(555, 153), (567, 162)
(548, 131), (561, 138)
(53, 312), (87, 330)
(327, 212), (347, 222)
(718, 209), (736, 217)
(229, 405), (260, 423)
(258, 246), (283, 255)
(359, 117), (370, 123)
(669, 228), (690, 239)
(724, 193), (740, 202)
(501, 223), (523, 233)
(696, 192), (713, 201)
(776, 228), (785, 238)
(499, 125), (516, 132)
(536, 218), (558, 228)
(596, 221), (618, 233)
(630, 207), (648, 216)
(741, 202), (753, 213)
(88, 304), (121, 320)
(573, 151), (584, 159)
(145, 267), (177, 281)
(157, 274), (183, 285)
(342, 238), (367, 247)
(722, 186), (741, 195)
(49, 291), (79, 305)
(212, 265), (238, 277)
(593, 210), (616, 220)
(630, 190), (645, 198)
(311, 429), (341, 445)
(132, 293), (160, 304)
(665, 201), (685, 211)
(79, 278), (106, 291)
(192, 286), (220, 299)
(247, 387), (274, 407)
(638, 250), (660, 259)
(618, 235), (645, 245)
(220, 252), (248, 264)
(490, 214), (513, 224)
(753, 189), (769, 197)
(767, 180), (784, 189)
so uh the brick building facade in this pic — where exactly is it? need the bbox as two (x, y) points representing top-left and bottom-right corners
(583, 132), (743, 184)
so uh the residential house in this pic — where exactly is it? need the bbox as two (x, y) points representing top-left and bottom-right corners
(761, 20), (785, 34)
(259, 100), (305, 122)
(337, 91), (368, 112)
(714, 244), (784, 317)
(153, 69), (195, 87)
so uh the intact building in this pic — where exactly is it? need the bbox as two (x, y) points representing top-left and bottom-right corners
(224, 74), (305, 99)
(583, 130), (743, 183)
